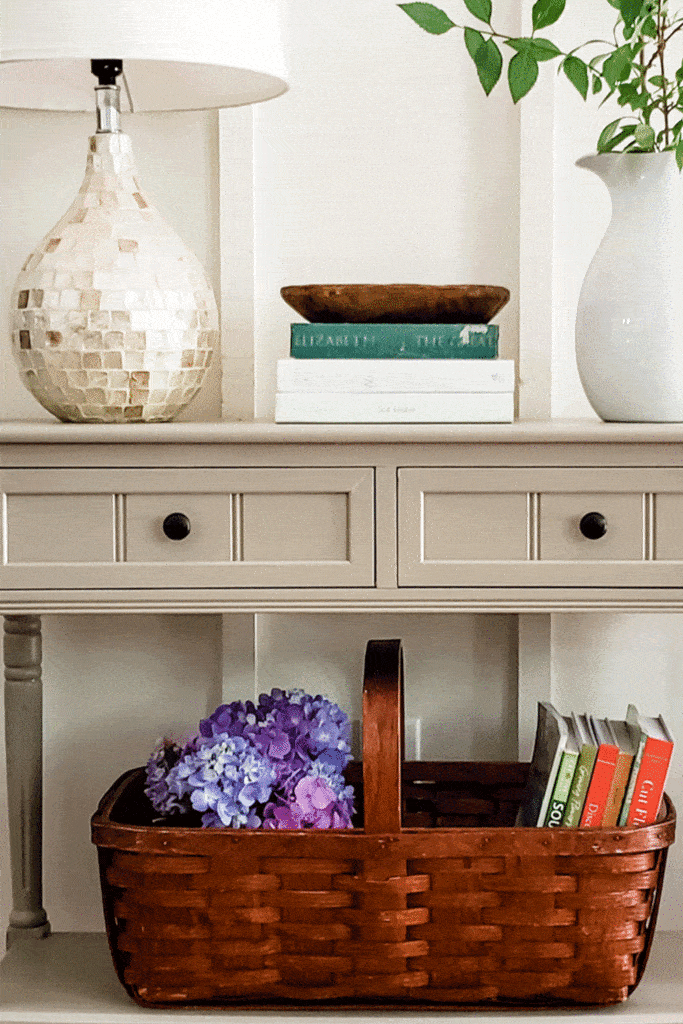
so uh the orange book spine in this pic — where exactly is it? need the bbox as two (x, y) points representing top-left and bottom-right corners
(602, 751), (633, 827)
(580, 743), (619, 827)
(626, 736), (674, 826)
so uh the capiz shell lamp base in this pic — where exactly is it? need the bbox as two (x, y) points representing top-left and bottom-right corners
(11, 66), (217, 423)
(11, 133), (217, 423)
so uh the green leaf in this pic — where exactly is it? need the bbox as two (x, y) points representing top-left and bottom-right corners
(508, 50), (539, 103)
(563, 55), (589, 99)
(398, 3), (456, 34)
(633, 123), (656, 150)
(464, 26), (485, 60)
(592, 74), (604, 94)
(602, 45), (634, 89)
(532, 0), (566, 31)
(463, 0), (492, 23)
(675, 138), (683, 171)
(618, 0), (642, 27)
(464, 28), (503, 95)
(597, 117), (625, 150)
(616, 81), (649, 110)
(505, 37), (562, 61)
(597, 119), (637, 151)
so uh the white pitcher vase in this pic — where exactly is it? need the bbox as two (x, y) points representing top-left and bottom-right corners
(575, 151), (683, 422)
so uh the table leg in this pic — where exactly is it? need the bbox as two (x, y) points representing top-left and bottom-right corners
(3, 615), (50, 945)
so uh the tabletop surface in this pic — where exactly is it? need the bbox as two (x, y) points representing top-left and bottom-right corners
(3, 419), (683, 445)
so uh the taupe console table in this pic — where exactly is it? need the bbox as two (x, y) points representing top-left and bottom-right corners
(1, 419), (682, 1023)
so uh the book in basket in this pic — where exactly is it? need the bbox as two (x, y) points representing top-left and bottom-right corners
(618, 704), (674, 826)
(603, 717), (639, 826)
(579, 717), (620, 827)
(516, 702), (570, 826)
(561, 713), (599, 827)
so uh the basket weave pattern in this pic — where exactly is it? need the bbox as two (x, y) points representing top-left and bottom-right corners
(92, 640), (675, 1009)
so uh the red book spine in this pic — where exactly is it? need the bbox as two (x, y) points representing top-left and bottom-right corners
(580, 744), (619, 827)
(626, 737), (674, 826)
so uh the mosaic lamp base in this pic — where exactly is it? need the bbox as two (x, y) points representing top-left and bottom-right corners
(11, 129), (217, 423)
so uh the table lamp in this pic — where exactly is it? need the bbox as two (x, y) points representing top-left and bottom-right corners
(0, 0), (288, 423)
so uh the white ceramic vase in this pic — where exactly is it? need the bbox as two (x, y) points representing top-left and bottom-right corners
(575, 151), (683, 422)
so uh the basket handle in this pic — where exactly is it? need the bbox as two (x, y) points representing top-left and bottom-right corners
(362, 639), (404, 834)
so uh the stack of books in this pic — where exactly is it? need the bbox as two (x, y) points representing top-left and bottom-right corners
(274, 322), (514, 423)
(517, 702), (674, 829)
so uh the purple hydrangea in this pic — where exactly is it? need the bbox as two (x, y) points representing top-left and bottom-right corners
(199, 689), (352, 769)
(263, 760), (355, 830)
(144, 738), (188, 816)
(144, 688), (355, 830)
(165, 734), (277, 828)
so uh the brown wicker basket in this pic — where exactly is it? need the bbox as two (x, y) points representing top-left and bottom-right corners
(91, 639), (675, 1009)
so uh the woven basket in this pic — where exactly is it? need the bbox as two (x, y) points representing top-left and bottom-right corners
(91, 639), (675, 1009)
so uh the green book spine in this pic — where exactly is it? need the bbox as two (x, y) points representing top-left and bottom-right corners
(290, 323), (499, 359)
(544, 750), (579, 827)
(561, 745), (598, 827)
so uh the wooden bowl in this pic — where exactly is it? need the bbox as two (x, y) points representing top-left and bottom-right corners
(280, 284), (510, 324)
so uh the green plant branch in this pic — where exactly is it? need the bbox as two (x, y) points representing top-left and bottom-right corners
(397, 1), (683, 166)
(658, 2), (671, 142)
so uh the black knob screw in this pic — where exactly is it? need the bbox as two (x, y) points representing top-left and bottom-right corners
(579, 511), (607, 540)
(162, 512), (191, 541)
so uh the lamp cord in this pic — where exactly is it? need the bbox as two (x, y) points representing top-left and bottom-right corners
(121, 70), (135, 114)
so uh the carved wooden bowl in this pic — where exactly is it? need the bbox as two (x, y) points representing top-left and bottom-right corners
(280, 283), (510, 324)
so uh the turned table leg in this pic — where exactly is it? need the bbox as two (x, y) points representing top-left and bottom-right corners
(3, 615), (50, 945)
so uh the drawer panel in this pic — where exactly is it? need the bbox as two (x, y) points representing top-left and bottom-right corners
(6, 493), (115, 564)
(398, 467), (683, 587)
(1, 467), (375, 589)
(242, 492), (350, 563)
(653, 494), (683, 560)
(421, 490), (529, 562)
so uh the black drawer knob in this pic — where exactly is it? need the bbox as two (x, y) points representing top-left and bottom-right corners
(579, 511), (607, 540)
(162, 512), (191, 541)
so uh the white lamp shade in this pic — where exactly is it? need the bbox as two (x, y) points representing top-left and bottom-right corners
(0, 0), (288, 110)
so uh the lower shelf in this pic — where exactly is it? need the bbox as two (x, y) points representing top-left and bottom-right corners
(1, 931), (682, 1023)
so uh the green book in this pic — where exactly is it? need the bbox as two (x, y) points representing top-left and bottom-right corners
(544, 728), (580, 827)
(561, 713), (598, 827)
(290, 322), (499, 359)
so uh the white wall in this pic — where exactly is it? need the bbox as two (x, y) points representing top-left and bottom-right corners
(1, 0), (681, 953)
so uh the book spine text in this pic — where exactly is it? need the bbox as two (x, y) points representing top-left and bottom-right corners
(290, 323), (499, 359)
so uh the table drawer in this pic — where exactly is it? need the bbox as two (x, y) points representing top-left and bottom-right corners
(1, 467), (375, 589)
(398, 467), (683, 587)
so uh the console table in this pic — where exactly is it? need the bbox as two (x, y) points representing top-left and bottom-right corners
(1, 419), (681, 1023)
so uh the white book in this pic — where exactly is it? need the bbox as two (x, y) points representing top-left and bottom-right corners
(276, 358), (515, 393)
(275, 391), (514, 423)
